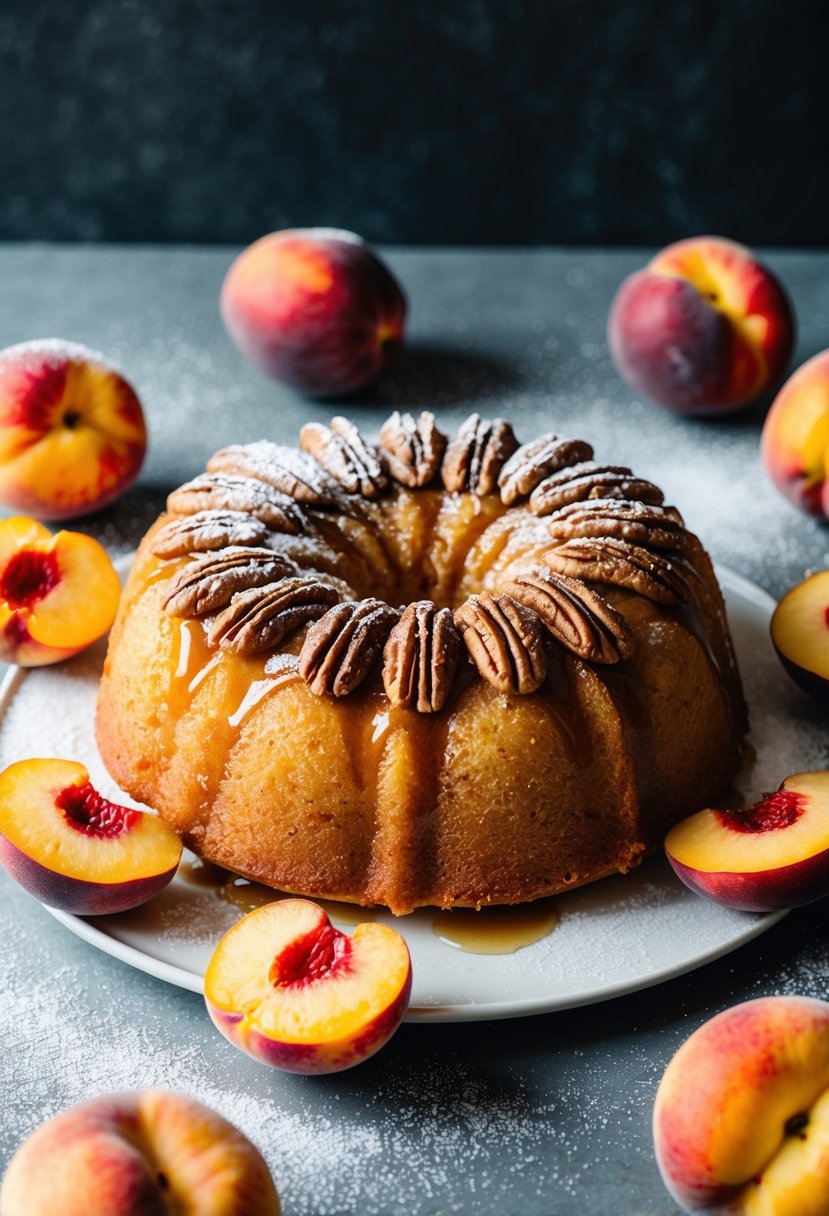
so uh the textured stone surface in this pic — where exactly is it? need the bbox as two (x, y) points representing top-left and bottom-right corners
(0, 244), (828, 1214)
(0, 0), (827, 244)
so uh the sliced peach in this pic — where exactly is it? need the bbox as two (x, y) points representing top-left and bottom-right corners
(665, 772), (829, 912)
(0, 758), (182, 915)
(205, 898), (412, 1074)
(0, 339), (147, 521)
(0, 515), (121, 665)
(770, 571), (829, 706)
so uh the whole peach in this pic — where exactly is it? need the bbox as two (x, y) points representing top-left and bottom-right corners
(608, 236), (794, 415)
(761, 349), (829, 517)
(221, 228), (406, 396)
(0, 339), (147, 520)
(654, 995), (829, 1214)
(0, 1090), (280, 1215)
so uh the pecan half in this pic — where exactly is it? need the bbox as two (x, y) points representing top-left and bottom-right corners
(378, 410), (448, 488)
(529, 463), (665, 516)
(382, 600), (462, 712)
(300, 417), (389, 498)
(207, 442), (342, 507)
(167, 472), (305, 532)
(207, 577), (340, 654)
(506, 567), (634, 663)
(546, 499), (687, 551)
(299, 599), (400, 697)
(441, 414), (519, 495)
(151, 510), (270, 559)
(454, 593), (547, 695)
(498, 434), (594, 505)
(544, 537), (690, 605)
(162, 548), (297, 618)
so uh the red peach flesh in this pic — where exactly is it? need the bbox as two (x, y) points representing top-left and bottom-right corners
(717, 789), (807, 835)
(56, 783), (140, 840)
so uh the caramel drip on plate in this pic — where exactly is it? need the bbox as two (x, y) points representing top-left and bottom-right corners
(178, 858), (376, 924)
(432, 899), (559, 954)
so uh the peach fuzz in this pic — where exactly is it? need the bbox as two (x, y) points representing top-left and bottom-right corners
(0, 1089), (280, 1216)
(0, 515), (121, 666)
(220, 228), (406, 395)
(205, 898), (412, 1074)
(664, 772), (829, 912)
(771, 571), (829, 707)
(653, 996), (829, 1214)
(0, 339), (147, 520)
(0, 758), (182, 915)
(762, 350), (829, 518)
(608, 236), (794, 415)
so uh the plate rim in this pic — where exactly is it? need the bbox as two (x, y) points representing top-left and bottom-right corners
(2, 561), (789, 1023)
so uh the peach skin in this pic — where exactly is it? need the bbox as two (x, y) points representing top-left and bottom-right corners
(0, 514), (121, 666)
(762, 350), (829, 517)
(609, 236), (794, 415)
(0, 1089), (280, 1215)
(0, 339), (147, 520)
(0, 758), (182, 915)
(653, 995), (829, 1214)
(205, 898), (412, 1073)
(665, 772), (829, 912)
(771, 571), (829, 706)
(221, 228), (406, 395)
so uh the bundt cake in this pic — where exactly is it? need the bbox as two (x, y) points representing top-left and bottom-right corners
(96, 412), (748, 915)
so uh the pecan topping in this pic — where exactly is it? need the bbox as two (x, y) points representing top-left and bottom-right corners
(529, 463), (665, 516)
(441, 414), (519, 495)
(506, 567), (634, 664)
(162, 548), (297, 618)
(167, 472), (305, 532)
(299, 599), (400, 697)
(378, 411), (448, 488)
(498, 434), (594, 505)
(382, 600), (462, 713)
(151, 510), (270, 559)
(454, 593), (546, 695)
(546, 499), (687, 551)
(299, 417), (389, 498)
(206, 577), (339, 654)
(544, 538), (690, 605)
(207, 442), (342, 507)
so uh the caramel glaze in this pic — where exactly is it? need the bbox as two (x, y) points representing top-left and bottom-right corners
(432, 899), (559, 954)
(178, 857), (376, 924)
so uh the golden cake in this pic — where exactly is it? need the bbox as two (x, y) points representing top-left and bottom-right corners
(96, 412), (747, 915)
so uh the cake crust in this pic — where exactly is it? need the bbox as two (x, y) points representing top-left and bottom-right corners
(96, 414), (747, 914)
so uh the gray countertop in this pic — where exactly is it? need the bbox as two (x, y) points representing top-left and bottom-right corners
(1, 244), (828, 1215)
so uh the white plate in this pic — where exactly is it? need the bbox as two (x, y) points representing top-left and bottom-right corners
(0, 565), (817, 1023)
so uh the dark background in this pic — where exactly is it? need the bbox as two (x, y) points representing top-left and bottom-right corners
(1, 0), (827, 246)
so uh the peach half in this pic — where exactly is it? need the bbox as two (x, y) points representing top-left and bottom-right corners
(770, 570), (829, 707)
(608, 236), (794, 415)
(0, 758), (182, 915)
(205, 898), (412, 1073)
(221, 227), (406, 395)
(762, 350), (829, 518)
(0, 515), (121, 666)
(664, 772), (829, 912)
(0, 1089), (280, 1215)
(654, 995), (829, 1214)
(0, 339), (147, 520)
